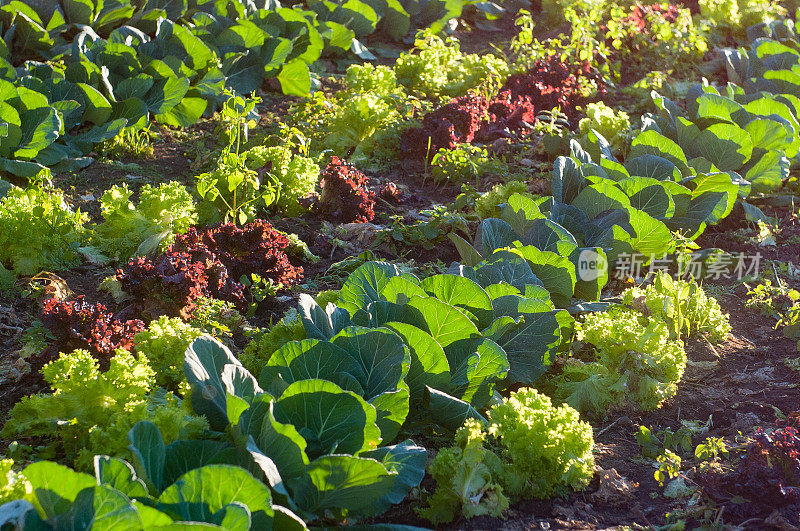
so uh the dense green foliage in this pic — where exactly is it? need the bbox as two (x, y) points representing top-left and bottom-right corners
(0, 186), (88, 275)
(622, 271), (731, 342)
(4, 2), (800, 528)
(554, 307), (687, 414)
(2, 349), (208, 470)
(419, 388), (594, 523)
(95, 182), (197, 260)
(133, 316), (204, 391)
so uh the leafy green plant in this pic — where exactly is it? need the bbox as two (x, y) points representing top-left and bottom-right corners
(636, 425), (694, 459)
(1, 349), (207, 470)
(605, 4), (708, 81)
(474, 180), (529, 219)
(94, 181), (197, 260)
(553, 306), (687, 415)
(430, 144), (503, 184)
(183, 336), (427, 521)
(745, 277), (800, 349)
(649, 85), (798, 194)
(11, 457), (303, 529)
(188, 296), (246, 337)
(578, 101), (631, 156)
(622, 271), (731, 342)
(291, 71), (414, 164)
(240, 309), (307, 377)
(695, 436), (728, 463)
(197, 93), (278, 225)
(416, 419), (509, 524)
(98, 127), (155, 160)
(0, 186), (88, 276)
(655, 449), (682, 486)
(0, 458), (29, 506)
(700, 0), (786, 36)
(395, 31), (509, 100)
(133, 316), (204, 391)
(418, 388), (594, 524)
(244, 145), (320, 216)
(378, 206), (470, 252)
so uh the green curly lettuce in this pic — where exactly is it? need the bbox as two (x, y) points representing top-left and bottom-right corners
(0, 186), (88, 276)
(291, 64), (415, 163)
(488, 388), (595, 499)
(699, 0), (786, 34)
(94, 181), (197, 260)
(345, 63), (403, 96)
(245, 146), (320, 216)
(133, 316), (204, 391)
(0, 459), (30, 506)
(555, 307), (687, 414)
(416, 419), (509, 525)
(578, 102), (630, 154)
(395, 32), (509, 100)
(419, 388), (594, 524)
(621, 272), (731, 343)
(1, 349), (207, 470)
(239, 309), (307, 376)
(474, 181), (529, 219)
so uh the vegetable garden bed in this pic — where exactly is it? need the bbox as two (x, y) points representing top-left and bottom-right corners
(1, 0), (800, 529)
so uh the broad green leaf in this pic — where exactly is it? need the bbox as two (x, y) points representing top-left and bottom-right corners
(273, 379), (381, 457)
(288, 455), (395, 515)
(419, 274), (493, 328)
(156, 92), (207, 128)
(277, 59), (311, 97)
(338, 261), (401, 315)
(369, 385), (410, 442)
(94, 456), (149, 500)
(360, 440), (426, 514)
(50, 485), (143, 530)
(570, 181), (631, 220)
(331, 326), (410, 399)
(695, 123), (753, 171)
(460, 338), (509, 407)
(22, 461), (95, 518)
(519, 218), (578, 257)
(239, 396), (309, 482)
(162, 440), (235, 488)
(158, 465), (272, 526)
(223, 51), (265, 95)
(627, 209), (674, 258)
(127, 421), (166, 493)
(185, 335), (258, 432)
(624, 154), (679, 181)
(14, 107), (60, 159)
(509, 246), (576, 308)
(475, 252), (542, 292)
(425, 387), (486, 431)
(76, 83), (112, 125)
(381, 321), (450, 400)
(260, 339), (362, 393)
(629, 130), (689, 174)
(490, 299), (564, 384)
(405, 296), (480, 349)
(380, 275), (427, 304)
(476, 218), (517, 256)
(551, 156), (585, 204)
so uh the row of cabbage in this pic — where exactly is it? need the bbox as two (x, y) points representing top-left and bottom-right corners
(0, 0), (466, 178)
